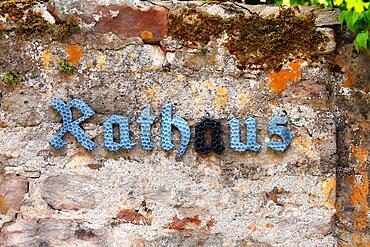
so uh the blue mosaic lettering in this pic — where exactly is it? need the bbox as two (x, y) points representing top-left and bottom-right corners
(161, 104), (190, 157)
(103, 115), (134, 152)
(229, 117), (261, 152)
(50, 99), (97, 150)
(136, 106), (156, 151)
(195, 118), (225, 154)
(267, 117), (293, 152)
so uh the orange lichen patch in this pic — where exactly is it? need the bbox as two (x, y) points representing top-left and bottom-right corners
(115, 209), (151, 225)
(0, 119), (8, 128)
(266, 223), (274, 229)
(352, 233), (370, 247)
(267, 60), (302, 93)
(215, 87), (228, 108)
(167, 215), (201, 230)
(314, 138), (321, 145)
(0, 22), (5, 30)
(322, 175), (336, 209)
(348, 167), (369, 231)
(41, 49), (53, 69)
(141, 31), (154, 42)
(0, 195), (9, 214)
(351, 146), (369, 165)
(66, 44), (84, 65)
(247, 225), (257, 232)
(343, 69), (356, 88)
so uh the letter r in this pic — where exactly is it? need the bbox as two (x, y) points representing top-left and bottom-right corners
(50, 99), (97, 150)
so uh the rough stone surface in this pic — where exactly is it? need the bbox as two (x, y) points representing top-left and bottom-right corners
(0, 174), (28, 213)
(0, 1), (369, 246)
(41, 174), (96, 211)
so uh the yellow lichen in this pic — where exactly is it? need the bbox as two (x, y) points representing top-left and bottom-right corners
(41, 49), (52, 69)
(215, 87), (228, 108)
(145, 85), (161, 103)
(322, 175), (336, 209)
(237, 93), (249, 108)
(96, 53), (106, 70)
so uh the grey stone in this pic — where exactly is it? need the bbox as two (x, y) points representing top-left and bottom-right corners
(315, 9), (340, 26)
(41, 174), (96, 211)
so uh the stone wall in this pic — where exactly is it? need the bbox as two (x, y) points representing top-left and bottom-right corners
(0, 1), (368, 246)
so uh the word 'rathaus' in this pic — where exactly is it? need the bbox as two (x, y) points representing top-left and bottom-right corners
(50, 99), (293, 158)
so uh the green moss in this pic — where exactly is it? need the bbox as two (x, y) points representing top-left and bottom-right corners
(0, 0), (49, 35)
(168, 8), (227, 47)
(2, 70), (23, 86)
(168, 8), (326, 69)
(48, 16), (81, 40)
(59, 61), (76, 75)
(0, 0), (80, 40)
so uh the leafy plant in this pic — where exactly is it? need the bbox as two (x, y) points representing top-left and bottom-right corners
(2, 71), (23, 86)
(59, 60), (76, 75)
(276, 0), (370, 52)
(339, 9), (370, 51)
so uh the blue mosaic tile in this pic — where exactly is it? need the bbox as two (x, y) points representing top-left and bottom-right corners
(161, 104), (190, 158)
(50, 99), (97, 150)
(229, 117), (261, 152)
(103, 115), (134, 152)
(136, 106), (156, 151)
(267, 117), (293, 152)
(195, 118), (225, 154)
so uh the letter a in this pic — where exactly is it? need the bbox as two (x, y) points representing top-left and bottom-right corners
(267, 117), (293, 152)
(195, 118), (225, 154)
(161, 104), (190, 158)
(50, 99), (97, 150)
(103, 115), (134, 152)
(228, 117), (261, 152)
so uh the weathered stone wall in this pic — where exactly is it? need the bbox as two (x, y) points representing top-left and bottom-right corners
(0, 1), (368, 246)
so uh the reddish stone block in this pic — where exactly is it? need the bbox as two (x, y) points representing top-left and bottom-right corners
(92, 4), (168, 43)
(0, 174), (28, 213)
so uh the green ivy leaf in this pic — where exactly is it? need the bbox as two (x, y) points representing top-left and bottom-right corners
(339, 10), (349, 25)
(346, 0), (357, 10)
(354, 2), (364, 12)
(354, 31), (369, 52)
(347, 11), (361, 31)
